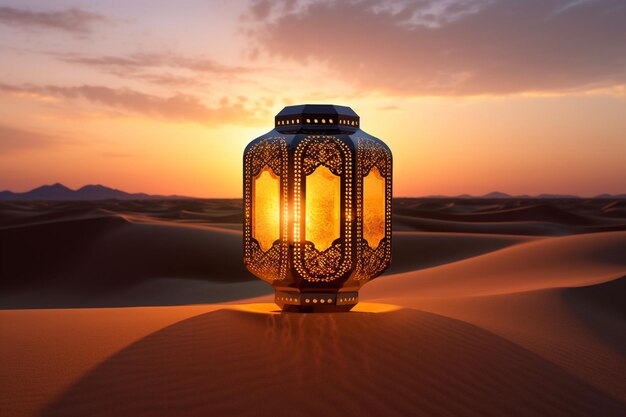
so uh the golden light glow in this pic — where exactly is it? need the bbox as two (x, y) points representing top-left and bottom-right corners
(252, 165), (280, 251)
(224, 303), (401, 315)
(305, 165), (341, 250)
(363, 166), (386, 248)
(351, 303), (402, 313)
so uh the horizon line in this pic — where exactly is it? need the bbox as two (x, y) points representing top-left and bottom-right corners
(0, 182), (625, 199)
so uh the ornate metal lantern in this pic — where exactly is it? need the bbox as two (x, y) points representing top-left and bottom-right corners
(244, 104), (392, 312)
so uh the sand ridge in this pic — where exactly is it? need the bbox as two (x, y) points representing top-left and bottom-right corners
(37, 307), (626, 417)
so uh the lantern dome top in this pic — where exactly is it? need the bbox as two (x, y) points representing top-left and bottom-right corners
(275, 104), (360, 134)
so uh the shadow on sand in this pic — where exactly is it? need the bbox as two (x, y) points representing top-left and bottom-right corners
(41, 306), (626, 417)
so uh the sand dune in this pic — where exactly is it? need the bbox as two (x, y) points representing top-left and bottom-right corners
(393, 214), (587, 235)
(25, 308), (623, 417)
(363, 231), (626, 403)
(1, 198), (625, 416)
(386, 231), (534, 274)
(1, 200), (556, 308)
(366, 282), (626, 405)
(0, 213), (267, 308)
(396, 202), (598, 225)
(0, 305), (216, 417)
(393, 198), (626, 235)
(367, 231), (626, 298)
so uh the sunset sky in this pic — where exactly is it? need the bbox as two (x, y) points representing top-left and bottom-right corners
(1, 0), (625, 197)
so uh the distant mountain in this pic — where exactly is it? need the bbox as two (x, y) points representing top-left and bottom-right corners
(480, 191), (582, 199)
(421, 192), (625, 199)
(0, 183), (191, 201)
(2, 184), (623, 201)
(420, 191), (517, 199)
(536, 193), (581, 199)
(481, 191), (512, 199)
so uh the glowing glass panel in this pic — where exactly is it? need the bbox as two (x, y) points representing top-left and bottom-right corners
(252, 166), (280, 251)
(363, 166), (385, 249)
(305, 165), (340, 250)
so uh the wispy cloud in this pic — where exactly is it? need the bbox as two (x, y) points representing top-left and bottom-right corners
(0, 83), (263, 126)
(51, 52), (264, 88)
(246, 0), (626, 96)
(0, 124), (63, 154)
(0, 6), (109, 34)
(57, 52), (256, 76)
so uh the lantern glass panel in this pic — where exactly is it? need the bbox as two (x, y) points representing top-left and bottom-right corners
(363, 166), (386, 249)
(252, 165), (280, 251)
(305, 165), (341, 250)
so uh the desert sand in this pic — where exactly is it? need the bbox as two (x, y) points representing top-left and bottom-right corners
(1, 198), (625, 416)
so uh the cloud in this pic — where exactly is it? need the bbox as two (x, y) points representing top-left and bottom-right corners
(0, 83), (263, 126)
(249, 0), (274, 20)
(0, 6), (109, 34)
(0, 125), (62, 154)
(51, 52), (263, 88)
(57, 53), (255, 76)
(246, 0), (626, 96)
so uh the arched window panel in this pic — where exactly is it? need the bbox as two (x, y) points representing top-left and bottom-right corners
(305, 165), (341, 250)
(363, 166), (386, 249)
(252, 166), (280, 251)
(293, 136), (353, 283)
(355, 137), (392, 281)
(243, 137), (288, 282)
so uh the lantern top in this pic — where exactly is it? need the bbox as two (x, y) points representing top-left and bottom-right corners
(274, 104), (360, 134)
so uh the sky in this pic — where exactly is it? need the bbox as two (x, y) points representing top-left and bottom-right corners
(0, 0), (624, 197)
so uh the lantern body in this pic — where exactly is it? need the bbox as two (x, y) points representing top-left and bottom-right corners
(244, 104), (392, 312)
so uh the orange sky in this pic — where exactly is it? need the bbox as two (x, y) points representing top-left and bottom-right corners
(1, 0), (625, 197)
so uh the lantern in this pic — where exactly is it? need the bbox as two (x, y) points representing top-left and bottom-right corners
(244, 104), (392, 312)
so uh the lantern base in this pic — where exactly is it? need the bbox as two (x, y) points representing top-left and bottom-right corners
(274, 291), (359, 313)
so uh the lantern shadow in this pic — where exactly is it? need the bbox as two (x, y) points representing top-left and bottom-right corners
(41, 307), (625, 417)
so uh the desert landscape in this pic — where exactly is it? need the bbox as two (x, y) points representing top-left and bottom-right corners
(2, 0), (625, 416)
(1, 197), (625, 417)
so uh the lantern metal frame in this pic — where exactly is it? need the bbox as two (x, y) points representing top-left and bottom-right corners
(244, 104), (392, 312)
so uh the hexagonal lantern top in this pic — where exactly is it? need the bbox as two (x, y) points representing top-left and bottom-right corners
(243, 104), (392, 312)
